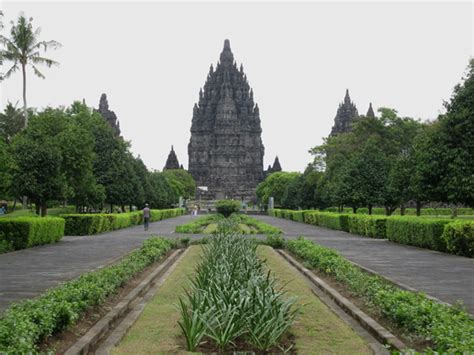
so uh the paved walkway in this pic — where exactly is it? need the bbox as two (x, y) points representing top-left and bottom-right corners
(0, 215), (195, 313)
(1, 214), (472, 315)
(254, 215), (474, 314)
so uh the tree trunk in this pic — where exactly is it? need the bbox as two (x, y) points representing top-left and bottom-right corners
(40, 202), (47, 217)
(416, 201), (422, 216)
(12, 198), (17, 212)
(368, 205), (372, 215)
(35, 202), (40, 216)
(110, 204), (113, 213)
(400, 204), (405, 216)
(22, 63), (28, 127)
(352, 206), (357, 214)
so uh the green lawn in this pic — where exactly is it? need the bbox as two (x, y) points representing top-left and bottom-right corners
(257, 246), (372, 354)
(0, 206), (75, 218)
(113, 246), (202, 354)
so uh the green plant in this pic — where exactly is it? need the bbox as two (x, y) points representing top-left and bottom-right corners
(178, 219), (297, 351)
(348, 214), (387, 238)
(441, 221), (474, 257)
(265, 234), (286, 249)
(286, 238), (474, 352)
(0, 217), (65, 253)
(0, 237), (173, 353)
(215, 200), (241, 217)
(62, 208), (185, 236)
(386, 216), (451, 251)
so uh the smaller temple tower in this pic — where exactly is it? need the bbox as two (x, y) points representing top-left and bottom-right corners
(330, 89), (359, 136)
(96, 94), (121, 136)
(265, 156), (282, 176)
(163, 146), (181, 170)
(366, 102), (375, 118)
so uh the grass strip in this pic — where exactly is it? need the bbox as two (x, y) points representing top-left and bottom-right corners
(257, 246), (372, 354)
(112, 246), (202, 354)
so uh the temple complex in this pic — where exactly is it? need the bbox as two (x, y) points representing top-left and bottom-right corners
(163, 146), (181, 170)
(96, 93), (121, 136)
(330, 89), (359, 136)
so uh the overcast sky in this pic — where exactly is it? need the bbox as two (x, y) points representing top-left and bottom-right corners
(1, 1), (472, 172)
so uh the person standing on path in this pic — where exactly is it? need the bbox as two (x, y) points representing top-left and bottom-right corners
(143, 203), (150, 231)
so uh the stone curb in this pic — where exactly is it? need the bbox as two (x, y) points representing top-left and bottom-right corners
(277, 250), (408, 351)
(64, 248), (184, 355)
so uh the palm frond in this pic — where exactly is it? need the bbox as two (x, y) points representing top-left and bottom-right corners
(31, 64), (45, 79)
(30, 55), (59, 67)
(33, 40), (62, 51)
(2, 63), (19, 79)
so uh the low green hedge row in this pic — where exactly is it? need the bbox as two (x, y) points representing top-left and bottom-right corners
(62, 208), (185, 236)
(0, 217), (65, 253)
(325, 207), (474, 216)
(442, 221), (474, 257)
(0, 237), (174, 353)
(270, 209), (473, 257)
(286, 238), (474, 352)
(386, 217), (452, 252)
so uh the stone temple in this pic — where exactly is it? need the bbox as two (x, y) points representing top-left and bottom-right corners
(96, 93), (121, 136)
(188, 40), (266, 201)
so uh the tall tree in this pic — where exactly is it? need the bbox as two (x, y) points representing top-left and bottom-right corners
(0, 102), (25, 143)
(0, 14), (61, 125)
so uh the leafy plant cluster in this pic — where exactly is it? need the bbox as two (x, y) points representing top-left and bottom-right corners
(178, 219), (298, 352)
(175, 215), (221, 233)
(271, 209), (474, 257)
(286, 238), (474, 352)
(62, 208), (185, 236)
(0, 216), (65, 253)
(215, 199), (241, 217)
(0, 237), (174, 353)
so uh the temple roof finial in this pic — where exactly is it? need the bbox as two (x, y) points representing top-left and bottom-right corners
(366, 102), (375, 118)
(220, 39), (234, 65)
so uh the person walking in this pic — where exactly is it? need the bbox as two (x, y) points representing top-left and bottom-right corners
(143, 203), (150, 231)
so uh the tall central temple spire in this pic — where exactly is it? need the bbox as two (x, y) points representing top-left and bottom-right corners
(188, 40), (265, 201)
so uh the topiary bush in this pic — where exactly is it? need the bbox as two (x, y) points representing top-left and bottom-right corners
(62, 208), (185, 236)
(348, 214), (387, 238)
(386, 216), (452, 252)
(215, 200), (241, 217)
(0, 217), (65, 253)
(442, 221), (474, 257)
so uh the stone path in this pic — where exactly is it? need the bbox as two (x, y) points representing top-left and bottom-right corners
(0, 215), (195, 313)
(1, 213), (472, 315)
(253, 215), (474, 314)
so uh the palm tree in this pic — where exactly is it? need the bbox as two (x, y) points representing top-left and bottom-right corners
(0, 14), (61, 126)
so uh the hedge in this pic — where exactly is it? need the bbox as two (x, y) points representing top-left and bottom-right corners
(287, 238), (474, 352)
(0, 217), (65, 253)
(386, 216), (452, 252)
(347, 214), (387, 239)
(325, 207), (474, 216)
(215, 199), (241, 217)
(62, 208), (185, 236)
(0, 237), (174, 353)
(441, 221), (474, 257)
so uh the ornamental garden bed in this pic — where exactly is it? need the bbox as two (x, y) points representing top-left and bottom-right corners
(175, 213), (282, 234)
(113, 230), (372, 353)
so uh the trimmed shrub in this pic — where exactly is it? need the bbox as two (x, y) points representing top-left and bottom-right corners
(0, 217), (65, 252)
(265, 234), (286, 249)
(302, 211), (349, 231)
(215, 200), (241, 217)
(0, 237), (173, 353)
(442, 221), (474, 257)
(63, 208), (185, 236)
(348, 214), (387, 238)
(386, 217), (452, 252)
(286, 238), (474, 352)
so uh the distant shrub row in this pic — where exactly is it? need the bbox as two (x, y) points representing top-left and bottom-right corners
(286, 238), (474, 352)
(324, 206), (474, 216)
(62, 208), (185, 236)
(0, 237), (174, 353)
(0, 209), (185, 253)
(0, 217), (65, 253)
(270, 209), (473, 257)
